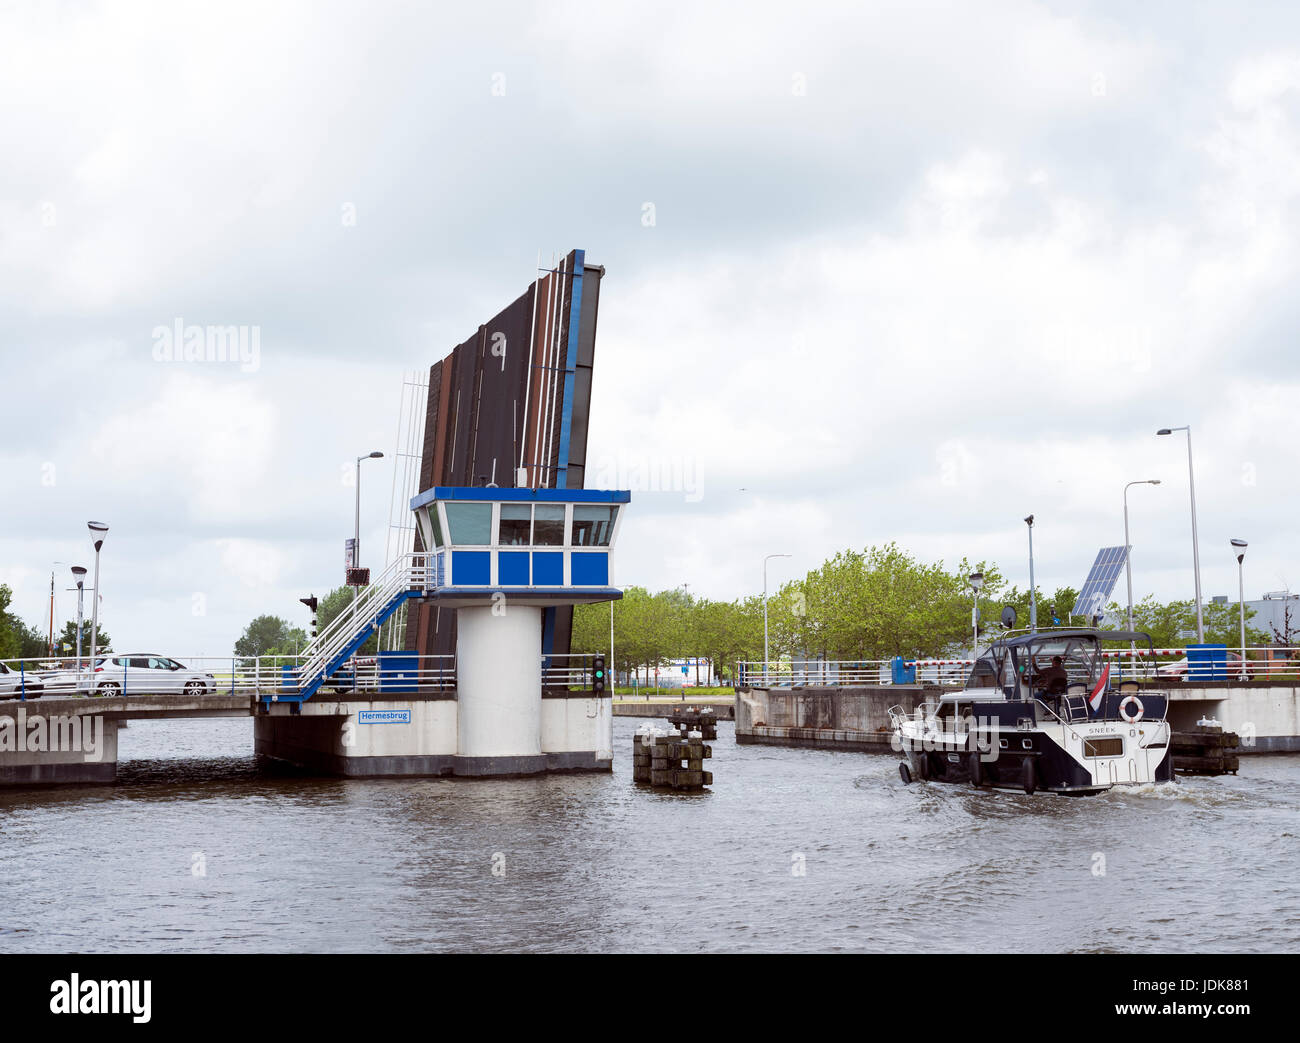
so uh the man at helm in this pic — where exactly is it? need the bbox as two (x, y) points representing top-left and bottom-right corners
(1035, 655), (1069, 694)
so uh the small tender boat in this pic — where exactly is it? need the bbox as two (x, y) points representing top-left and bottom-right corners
(889, 628), (1172, 795)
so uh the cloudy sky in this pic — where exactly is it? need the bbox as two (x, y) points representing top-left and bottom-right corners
(2, 0), (1297, 656)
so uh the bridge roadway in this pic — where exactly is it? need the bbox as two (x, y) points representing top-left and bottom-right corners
(0, 690), (257, 721)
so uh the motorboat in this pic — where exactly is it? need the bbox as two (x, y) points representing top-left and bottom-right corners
(889, 627), (1172, 795)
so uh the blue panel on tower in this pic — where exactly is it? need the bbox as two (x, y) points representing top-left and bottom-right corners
(532, 552), (563, 586)
(453, 550), (490, 586)
(498, 551), (530, 585)
(570, 552), (608, 586)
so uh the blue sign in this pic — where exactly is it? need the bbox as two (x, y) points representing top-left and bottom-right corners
(358, 709), (411, 725)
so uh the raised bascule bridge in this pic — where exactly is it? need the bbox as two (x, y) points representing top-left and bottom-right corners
(0, 250), (630, 786)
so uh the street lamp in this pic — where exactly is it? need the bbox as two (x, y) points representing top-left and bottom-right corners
(354, 451), (384, 601)
(1123, 479), (1161, 670)
(968, 571), (984, 653)
(1231, 539), (1248, 680)
(87, 521), (108, 668)
(1024, 515), (1037, 632)
(763, 553), (792, 683)
(1157, 426), (1205, 643)
(70, 566), (87, 673)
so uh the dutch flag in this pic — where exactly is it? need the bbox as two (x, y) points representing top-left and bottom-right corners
(1088, 663), (1111, 713)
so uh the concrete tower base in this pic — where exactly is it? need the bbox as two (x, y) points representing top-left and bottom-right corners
(253, 597), (613, 778)
(254, 693), (612, 778)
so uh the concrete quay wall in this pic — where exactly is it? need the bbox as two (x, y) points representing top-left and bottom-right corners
(735, 685), (932, 752)
(735, 683), (1300, 754)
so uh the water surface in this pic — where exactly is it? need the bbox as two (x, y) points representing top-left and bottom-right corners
(0, 716), (1295, 953)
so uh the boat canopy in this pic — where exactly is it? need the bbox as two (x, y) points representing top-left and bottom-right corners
(965, 628), (1154, 699)
(994, 628), (1154, 648)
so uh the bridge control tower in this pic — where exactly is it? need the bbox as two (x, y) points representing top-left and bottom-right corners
(253, 249), (627, 778)
(409, 485), (627, 775)
(253, 485), (628, 777)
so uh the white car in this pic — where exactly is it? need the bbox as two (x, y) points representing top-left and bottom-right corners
(88, 654), (215, 696)
(0, 661), (44, 698)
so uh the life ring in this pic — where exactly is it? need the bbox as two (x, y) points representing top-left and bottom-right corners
(1119, 694), (1145, 724)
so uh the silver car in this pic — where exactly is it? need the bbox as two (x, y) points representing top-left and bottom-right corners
(89, 654), (215, 696)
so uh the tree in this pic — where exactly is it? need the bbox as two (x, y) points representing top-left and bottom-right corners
(0, 586), (56, 662)
(0, 584), (22, 659)
(234, 615), (304, 657)
(1269, 603), (1300, 647)
(56, 619), (112, 658)
(1116, 595), (1267, 649)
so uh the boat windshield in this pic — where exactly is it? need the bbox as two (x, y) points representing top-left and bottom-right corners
(1013, 637), (1101, 694)
(968, 635), (1103, 697)
(967, 646), (1016, 691)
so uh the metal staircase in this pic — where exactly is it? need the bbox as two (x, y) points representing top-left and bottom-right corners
(267, 553), (431, 705)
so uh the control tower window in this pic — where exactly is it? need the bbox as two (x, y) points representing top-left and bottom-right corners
(573, 505), (618, 546)
(534, 505), (565, 546)
(498, 504), (531, 545)
(444, 502), (492, 546)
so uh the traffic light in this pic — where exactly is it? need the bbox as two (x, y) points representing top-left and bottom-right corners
(592, 655), (606, 695)
(300, 595), (319, 642)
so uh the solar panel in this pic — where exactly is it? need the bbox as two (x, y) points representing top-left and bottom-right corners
(1072, 545), (1130, 620)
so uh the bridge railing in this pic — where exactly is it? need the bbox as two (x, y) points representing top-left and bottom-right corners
(0, 650), (619, 699)
(733, 646), (1300, 688)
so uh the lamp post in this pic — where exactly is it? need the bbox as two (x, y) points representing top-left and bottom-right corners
(1157, 426), (1205, 643)
(1124, 479), (1161, 670)
(70, 566), (87, 673)
(87, 522), (108, 668)
(968, 571), (984, 653)
(1231, 539), (1248, 680)
(354, 451), (384, 602)
(763, 553), (791, 683)
(1024, 515), (1037, 631)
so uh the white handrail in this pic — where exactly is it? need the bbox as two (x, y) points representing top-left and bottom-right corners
(294, 554), (429, 689)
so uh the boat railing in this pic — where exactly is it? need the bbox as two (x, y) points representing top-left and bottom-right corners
(888, 701), (943, 730)
(1036, 687), (1170, 726)
(1034, 697), (1072, 727)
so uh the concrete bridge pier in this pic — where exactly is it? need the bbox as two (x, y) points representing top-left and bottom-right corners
(0, 708), (120, 785)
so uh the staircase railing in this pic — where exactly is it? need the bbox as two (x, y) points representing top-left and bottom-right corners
(287, 553), (431, 700)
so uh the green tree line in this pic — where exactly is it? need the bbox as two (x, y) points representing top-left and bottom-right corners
(569, 542), (1270, 682)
